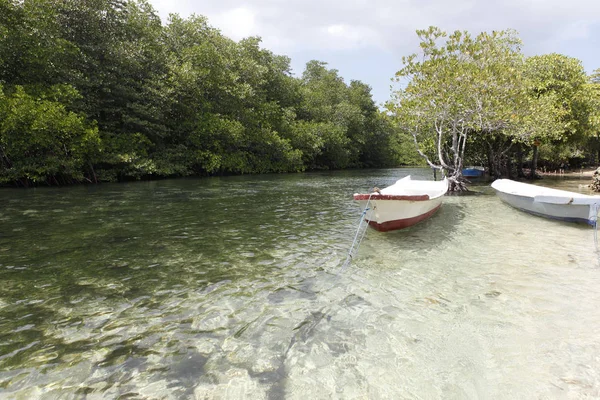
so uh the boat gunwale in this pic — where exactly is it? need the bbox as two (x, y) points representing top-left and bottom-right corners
(492, 179), (600, 201)
(353, 193), (430, 201)
(354, 177), (448, 202)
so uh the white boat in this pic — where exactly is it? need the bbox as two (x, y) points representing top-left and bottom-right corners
(353, 176), (448, 232)
(491, 179), (600, 226)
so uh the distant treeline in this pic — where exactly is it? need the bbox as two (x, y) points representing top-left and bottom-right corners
(0, 0), (422, 187)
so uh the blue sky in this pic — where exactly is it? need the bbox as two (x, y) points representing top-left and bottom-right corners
(148, 0), (600, 106)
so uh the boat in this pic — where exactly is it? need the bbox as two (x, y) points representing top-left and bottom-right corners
(462, 166), (485, 178)
(491, 179), (600, 226)
(353, 176), (448, 232)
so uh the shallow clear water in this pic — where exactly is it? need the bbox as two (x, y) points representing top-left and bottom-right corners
(1, 168), (599, 398)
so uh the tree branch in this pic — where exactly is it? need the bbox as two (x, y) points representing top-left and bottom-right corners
(411, 129), (442, 170)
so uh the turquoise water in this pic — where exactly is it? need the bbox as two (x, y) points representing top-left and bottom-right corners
(1, 169), (599, 398)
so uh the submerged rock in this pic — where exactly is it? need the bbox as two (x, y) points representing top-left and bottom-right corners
(193, 368), (268, 399)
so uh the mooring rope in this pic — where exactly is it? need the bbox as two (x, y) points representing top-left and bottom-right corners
(338, 192), (374, 274)
(592, 203), (599, 254)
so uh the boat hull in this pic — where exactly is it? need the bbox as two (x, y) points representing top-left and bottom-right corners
(495, 190), (594, 225)
(355, 197), (444, 232)
(462, 168), (485, 178)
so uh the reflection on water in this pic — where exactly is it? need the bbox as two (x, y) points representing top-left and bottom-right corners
(1, 169), (600, 398)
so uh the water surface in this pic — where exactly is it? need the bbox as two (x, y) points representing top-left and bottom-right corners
(1, 169), (599, 398)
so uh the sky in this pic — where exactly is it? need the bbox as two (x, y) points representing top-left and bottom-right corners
(148, 0), (600, 106)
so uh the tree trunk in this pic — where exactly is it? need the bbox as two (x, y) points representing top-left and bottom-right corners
(487, 144), (495, 178)
(89, 161), (98, 184)
(507, 153), (514, 179)
(448, 171), (468, 192)
(529, 145), (539, 179)
(597, 133), (600, 165)
(516, 146), (525, 178)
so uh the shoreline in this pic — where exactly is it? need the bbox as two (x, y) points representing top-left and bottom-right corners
(538, 167), (596, 178)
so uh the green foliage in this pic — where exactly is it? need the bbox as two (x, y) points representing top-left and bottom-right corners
(519, 54), (594, 171)
(295, 61), (399, 169)
(581, 75), (600, 165)
(390, 27), (528, 189)
(390, 26), (599, 182)
(3, 2), (599, 186)
(524, 54), (589, 142)
(0, 85), (99, 185)
(591, 68), (600, 86)
(391, 131), (428, 166)
(0, 0), (412, 186)
(0, 0), (80, 86)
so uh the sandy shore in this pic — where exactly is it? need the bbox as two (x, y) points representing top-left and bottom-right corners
(538, 167), (597, 177)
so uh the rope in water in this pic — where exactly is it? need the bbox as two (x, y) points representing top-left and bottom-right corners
(338, 192), (374, 274)
(592, 203), (599, 253)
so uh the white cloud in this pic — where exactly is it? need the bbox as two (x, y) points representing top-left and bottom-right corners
(147, 0), (600, 102)
(556, 21), (593, 42)
(209, 7), (258, 40)
(322, 24), (381, 50)
(150, 0), (196, 20)
(148, 0), (600, 54)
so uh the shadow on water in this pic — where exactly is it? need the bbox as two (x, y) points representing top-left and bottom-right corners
(264, 292), (371, 400)
(366, 201), (467, 253)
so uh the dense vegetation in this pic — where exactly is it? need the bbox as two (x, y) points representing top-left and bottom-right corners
(389, 27), (600, 190)
(0, 0), (419, 186)
(1, 1), (598, 189)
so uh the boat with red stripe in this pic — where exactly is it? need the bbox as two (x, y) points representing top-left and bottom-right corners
(353, 176), (448, 232)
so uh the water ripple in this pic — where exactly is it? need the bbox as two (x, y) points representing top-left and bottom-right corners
(1, 170), (600, 397)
